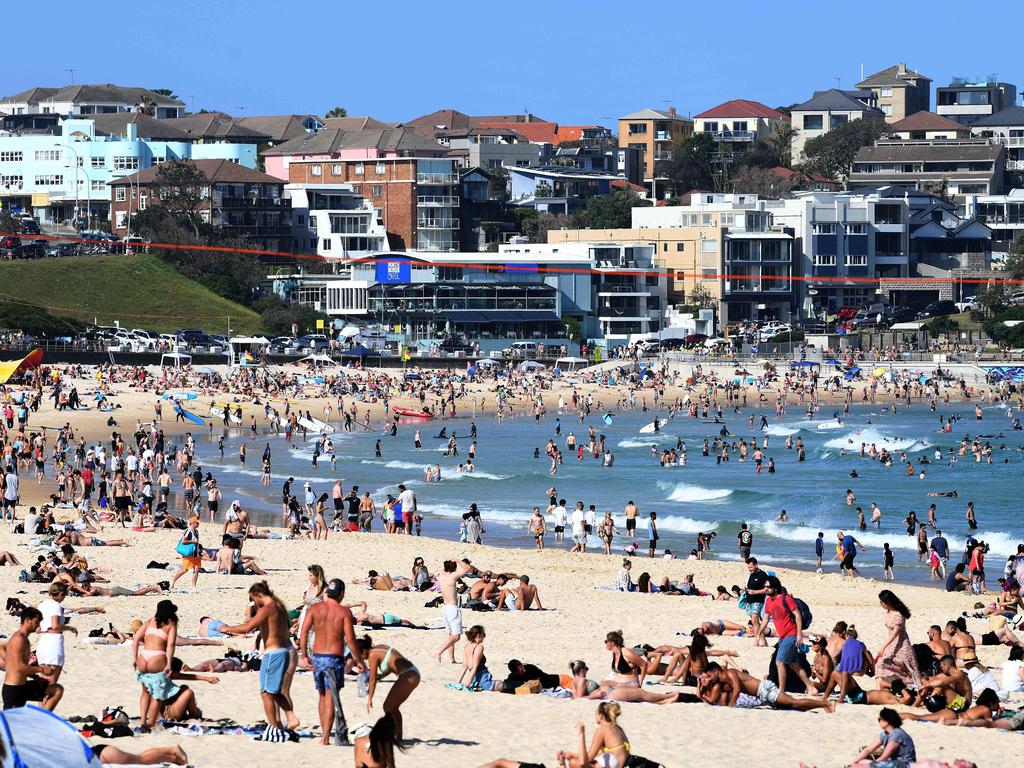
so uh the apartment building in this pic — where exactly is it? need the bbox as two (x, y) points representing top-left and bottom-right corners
(0, 117), (258, 225)
(855, 64), (931, 123)
(433, 127), (539, 169)
(888, 112), (971, 140)
(790, 89), (882, 162)
(0, 84), (184, 118)
(969, 106), (1024, 178)
(507, 165), (620, 215)
(692, 100), (789, 146)
(849, 139), (1005, 199)
(964, 189), (1024, 255)
(617, 108), (692, 184)
(936, 77), (1017, 125)
(284, 184), (388, 261)
(287, 156), (459, 252)
(109, 159), (293, 262)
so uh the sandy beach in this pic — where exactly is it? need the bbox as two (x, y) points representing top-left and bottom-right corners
(2, 361), (1021, 768)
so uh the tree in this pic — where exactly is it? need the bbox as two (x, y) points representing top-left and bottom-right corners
(135, 94), (156, 116)
(688, 284), (716, 310)
(731, 166), (800, 198)
(151, 88), (178, 99)
(768, 124), (798, 167)
(1005, 233), (1024, 280)
(659, 133), (716, 195)
(150, 161), (210, 237)
(325, 106), (348, 118)
(534, 181), (553, 199)
(802, 116), (888, 184)
(586, 190), (650, 229)
(975, 284), (1007, 317)
(0, 208), (15, 235)
(254, 295), (330, 336)
(482, 166), (509, 203)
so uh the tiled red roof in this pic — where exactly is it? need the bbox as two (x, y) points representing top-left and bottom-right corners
(695, 99), (788, 120)
(768, 166), (832, 184)
(889, 111), (967, 133)
(478, 120), (559, 144)
(611, 179), (649, 193)
(556, 125), (603, 143)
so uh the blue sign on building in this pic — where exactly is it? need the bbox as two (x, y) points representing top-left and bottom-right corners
(375, 258), (411, 283)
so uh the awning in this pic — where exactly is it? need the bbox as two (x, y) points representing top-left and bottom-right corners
(443, 311), (560, 323)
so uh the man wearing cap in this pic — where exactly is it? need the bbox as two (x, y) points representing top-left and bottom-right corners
(299, 578), (364, 746)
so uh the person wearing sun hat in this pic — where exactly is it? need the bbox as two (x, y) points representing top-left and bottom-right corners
(171, 515), (202, 589)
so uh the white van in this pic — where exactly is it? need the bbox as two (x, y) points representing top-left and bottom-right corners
(502, 341), (538, 359)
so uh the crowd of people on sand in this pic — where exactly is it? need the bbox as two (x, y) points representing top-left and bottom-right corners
(2, 357), (1024, 766)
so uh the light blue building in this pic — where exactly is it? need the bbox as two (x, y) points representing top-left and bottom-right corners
(0, 116), (258, 227)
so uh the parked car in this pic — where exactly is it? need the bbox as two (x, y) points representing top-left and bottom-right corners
(17, 218), (40, 235)
(502, 341), (538, 359)
(1008, 291), (1024, 306)
(0, 235), (22, 259)
(291, 334), (329, 353)
(955, 299), (980, 313)
(268, 336), (294, 354)
(681, 333), (708, 348)
(915, 300), (957, 319)
(758, 322), (791, 342)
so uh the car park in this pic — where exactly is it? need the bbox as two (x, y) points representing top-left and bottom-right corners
(915, 300), (957, 319)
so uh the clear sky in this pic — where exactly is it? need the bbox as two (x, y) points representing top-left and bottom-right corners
(4, 0), (1022, 126)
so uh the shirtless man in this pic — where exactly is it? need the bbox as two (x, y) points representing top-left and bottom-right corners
(2, 608), (63, 710)
(219, 500), (249, 572)
(220, 581), (298, 738)
(915, 655), (972, 712)
(697, 663), (832, 712)
(299, 578), (364, 746)
(436, 559), (474, 664)
(496, 574), (544, 611)
(468, 572), (499, 604)
(925, 625), (953, 670)
(624, 500), (638, 539)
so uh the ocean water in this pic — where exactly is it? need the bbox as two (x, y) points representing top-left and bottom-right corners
(184, 401), (1024, 586)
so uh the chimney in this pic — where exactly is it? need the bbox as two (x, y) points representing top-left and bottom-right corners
(898, 63), (907, 75)
(668, 106), (677, 117)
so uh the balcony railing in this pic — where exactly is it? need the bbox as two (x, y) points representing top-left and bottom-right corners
(711, 130), (757, 142)
(214, 196), (290, 209)
(417, 218), (459, 229)
(654, 150), (673, 161)
(416, 173), (459, 185)
(1007, 159), (1024, 171)
(989, 136), (1024, 147)
(417, 195), (460, 206)
(654, 131), (673, 141)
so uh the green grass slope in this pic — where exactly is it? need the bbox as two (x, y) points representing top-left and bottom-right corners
(0, 253), (261, 334)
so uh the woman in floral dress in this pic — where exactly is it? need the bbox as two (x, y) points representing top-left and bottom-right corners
(874, 589), (920, 689)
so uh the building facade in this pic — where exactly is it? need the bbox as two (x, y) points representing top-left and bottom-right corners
(692, 99), (789, 146)
(887, 111), (971, 140)
(284, 183), (388, 261)
(790, 89), (882, 162)
(936, 77), (1018, 125)
(0, 84), (184, 118)
(849, 139), (1005, 199)
(855, 64), (931, 123)
(617, 108), (692, 184)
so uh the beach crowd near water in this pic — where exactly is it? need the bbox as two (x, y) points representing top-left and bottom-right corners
(1, 355), (1024, 767)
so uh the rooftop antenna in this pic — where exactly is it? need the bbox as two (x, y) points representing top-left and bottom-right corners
(834, 77), (842, 90)
(236, 106), (246, 116)
(65, 68), (76, 85)
(860, 63), (864, 81)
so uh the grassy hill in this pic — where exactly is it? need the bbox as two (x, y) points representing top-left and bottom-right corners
(0, 253), (261, 334)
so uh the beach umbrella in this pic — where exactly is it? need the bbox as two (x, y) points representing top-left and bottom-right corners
(466, 366), (478, 378)
(0, 704), (101, 767)
(825, 359), (841, 365)
(873, 367), (886, 377)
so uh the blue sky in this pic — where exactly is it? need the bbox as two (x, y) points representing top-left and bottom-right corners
(4, 1), (1022, 126)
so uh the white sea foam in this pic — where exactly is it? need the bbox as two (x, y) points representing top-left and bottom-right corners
(822, 428), (931, 453)
(647, 514), (719, 534)
(617, 437), (672, 449)
(763, 424), (799, 436)
(665, 483), (733, 503)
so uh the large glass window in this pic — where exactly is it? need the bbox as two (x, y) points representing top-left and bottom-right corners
(802, 115), (823, 130)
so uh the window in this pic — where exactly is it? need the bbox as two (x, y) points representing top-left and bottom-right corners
(138, 194), (147, 211)
(802, 115), (823, 130)
(0, 175), (23, 187)
(115, 187), (126, 201)
(91, 156), (105, 168)
(371, 185), (383, 196)
(846, 253), (867, 266)
(34, 174), (63, 186)
(112, 156), (139, 170)
(704, 121), (718, 133)
(676, 242), (684, 251)
(845, 224), (865, 235)
(34, 150), (60, 162)
(332, 164), (341, 175)
(881, 105), (892, 117)
(90, 180), (105, 192)
(829, 114), (848, 129)
(0, 151), (23, 162)
(296, 214), (305, 226)
(627, 123), (648, 135)
(375, 162), (386, 175)
(322, 238), (331, 251)
(701, 239), (717, 253)
(813, 223), (835, 235)
(355, 163), (364, 176)
(200, 186), (209, 199)
(814, 254), (837, 266)
(311, 164), (322, 176)
(115, 211), (127, 229)
(200, 210), (210, 223)
(732, 121), (748, 132)
(151, 156), (164, 165)
(880, 87), (892, 98)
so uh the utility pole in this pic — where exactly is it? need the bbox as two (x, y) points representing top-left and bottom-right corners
(65, 68), (77, 84)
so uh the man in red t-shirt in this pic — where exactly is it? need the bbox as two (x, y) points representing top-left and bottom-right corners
(764, 576), (815, 694)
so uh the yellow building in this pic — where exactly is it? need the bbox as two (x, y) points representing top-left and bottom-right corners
(617, 107), (692, 185)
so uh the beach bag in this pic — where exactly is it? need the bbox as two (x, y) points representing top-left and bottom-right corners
(515, 679), (542, 695)
(372, 574), (394, 591)
(625, 756), (662, 768)
(175, 536), (197, 558)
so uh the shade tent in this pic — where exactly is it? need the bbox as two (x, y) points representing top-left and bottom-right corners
(160, 351), (192, 367)
(789, 361), (819, 368)
(298, 353), (335, 366)
(475, 358), (502, 367)
(555, 356), (588, 372)
(518, 360), (546, 373)
(228, 336), (270, 367)
(0, 705), (101, 767)
(0, 348), (43, 384)
(339, 325), (361, 338)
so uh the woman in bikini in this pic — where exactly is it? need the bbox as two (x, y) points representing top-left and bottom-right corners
(349, 601), (422, 629)
(556, 702), (631, 768)
(604, 630), (644, 688)
(132, 600), (181, 730)
(356, 636), (420, 742)
(661, 633), (738, 685)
